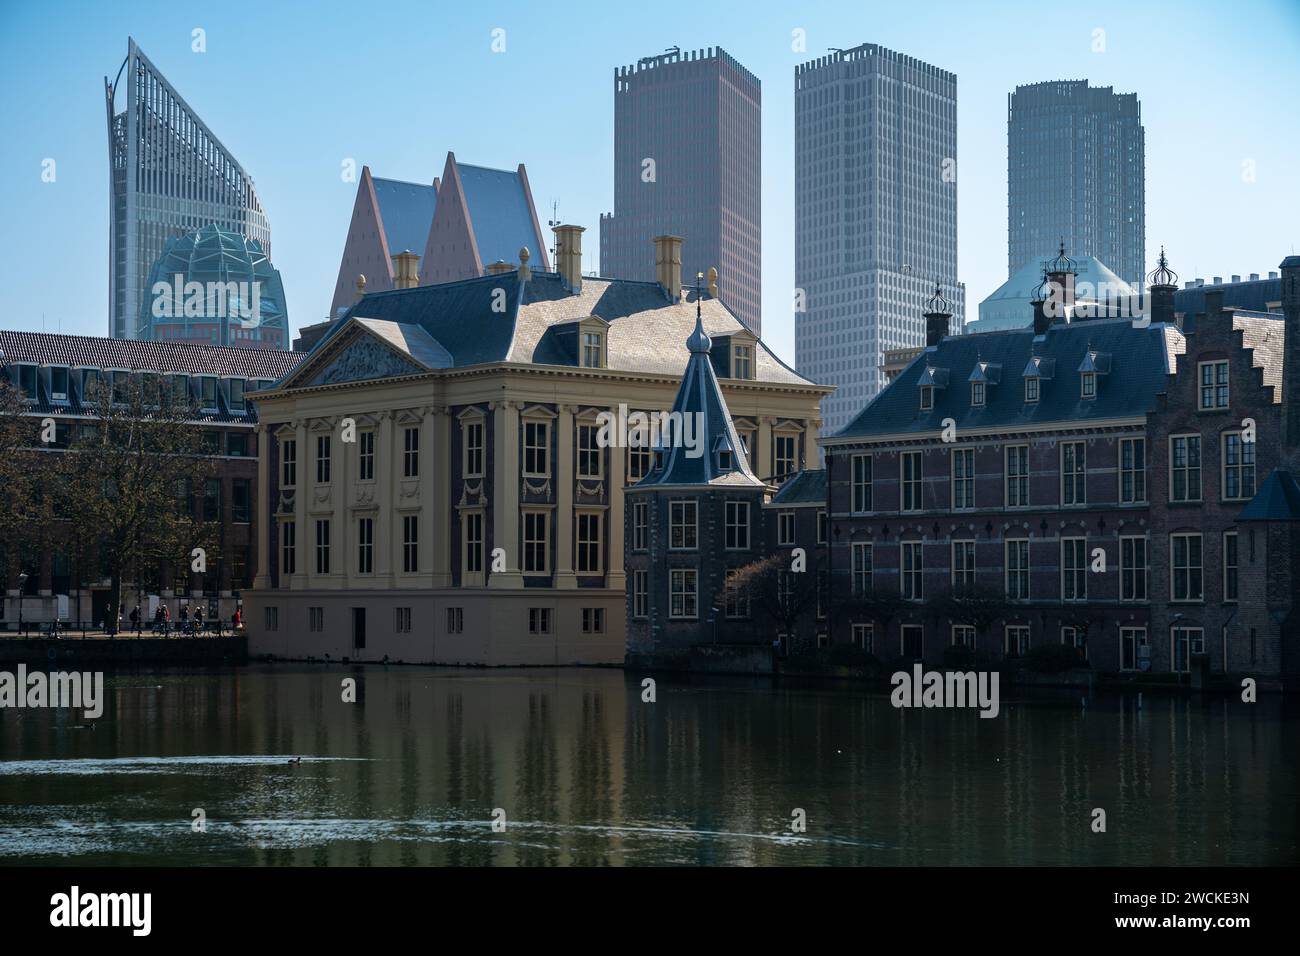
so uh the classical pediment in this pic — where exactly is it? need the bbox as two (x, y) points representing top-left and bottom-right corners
(281, 317), (451, 391)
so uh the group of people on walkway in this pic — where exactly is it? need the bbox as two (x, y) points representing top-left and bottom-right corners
(122, 603), (242, 636)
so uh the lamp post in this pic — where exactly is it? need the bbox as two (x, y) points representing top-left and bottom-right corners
(16, 572), (28, 636)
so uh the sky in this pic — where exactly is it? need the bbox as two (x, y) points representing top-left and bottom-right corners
(1, 0), (1298, 365)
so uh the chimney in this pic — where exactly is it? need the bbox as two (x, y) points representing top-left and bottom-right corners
(1204, 289), (1225, 321)
(553, 224), (584, 293)
(1250, 273), (1260, 281)
(391, 250), (420, 290)
(486, 259), (513, 275)
(1281, 255), (1300, 449)
(923, 284), (952, 347)
(1147, 247), (1178, 326)
(654, 235), (684, 302)
(518, 246), (531, 282)
(1045, 241), (1077, 324)
(1231, 275), (1241, 284)
(707, 267), (719, 298)
(355, 274), (367, 303)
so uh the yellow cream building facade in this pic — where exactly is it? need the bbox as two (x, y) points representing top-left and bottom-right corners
(246, 231), (831, 665)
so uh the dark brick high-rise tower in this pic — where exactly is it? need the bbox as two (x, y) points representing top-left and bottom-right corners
(600, 47), (762, 335)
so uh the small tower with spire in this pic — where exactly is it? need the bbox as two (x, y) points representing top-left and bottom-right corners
(624, 272), (769, 663)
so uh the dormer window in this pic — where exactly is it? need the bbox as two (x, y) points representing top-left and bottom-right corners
(1081, 372), (1097, 399)
(732, 344), (754, 380)
(1025, 377), (1040, 403)
(920, 385), (934, 411)
(49, 366), (69, 402)
(971, 381), (985, 407)
(1076, 349), (1110, 400)
(718, 448), (733, 471)
(81, 368), (103, 403)
(581, 331), (603, 368)
(13, 363), (37, 400)
(713, 432), (738, 473)
(199, 376), (219, 411)
(229, 378), (246, 412)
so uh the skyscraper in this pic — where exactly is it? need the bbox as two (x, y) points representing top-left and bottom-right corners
(600, 47), (761, 335)
(795, 43), (963, 434)
(1007, 80), (1145, 288)
(105, 38), (271, 341)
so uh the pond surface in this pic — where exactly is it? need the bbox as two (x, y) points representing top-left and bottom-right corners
(0, 665), (1295, 865)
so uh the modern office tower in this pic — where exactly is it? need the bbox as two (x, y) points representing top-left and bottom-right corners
(105, 37), (271, 341)
(1008, 80), (1145, 288)
(795, 43), (963, 434)
(600, 47), (762, 336)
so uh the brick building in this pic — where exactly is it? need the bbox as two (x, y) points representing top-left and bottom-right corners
(0, 331), (302, 627)
(800, 250), (1300, 681)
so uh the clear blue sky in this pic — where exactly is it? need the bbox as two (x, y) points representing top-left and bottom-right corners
(1, 0), (1297, 364)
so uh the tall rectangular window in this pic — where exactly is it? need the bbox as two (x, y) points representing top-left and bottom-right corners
(581, 331), (603, 368)
(627, 436), (652, 482)
(632, 500), (648, 551)
(669, 499), (698, 550)
(725, 501), (749, 549)
(1170, 435), (1201, 502)
(357, 518), (374, 574)
(777, 511), (795, 546)
(951, 448), (974, 510)
(523, 511), (548, 574)
(1120, 536), (1147, 601)
(1005, 445), (1029, 507)
(851, 542), (872, 595)
(632, 570), (648, 619)
(281, 521), (296, 575)
(732, 344), (753, 379)
(774, 434), (797, 481)
(901, 541), (923, 601)
(1061, 442), (1086, 505)
(1120, 627), (1146, 671)
(1222, 433), (1255, 501)
(1120, 437), (1145, 503)
(463, 421), (484, 478)
(1006, 540), (1030, 600)
(1005, 625), (1030, 658)
(403, 426), (419, 478)
(852, 623), (874, 653)
(464, 512), (483, 573)
(316, 434), (331, 484)
(577, 424), (602, 478)
(901, 452), (923, 512)
(576, 512), (602, 573)
(1199, 360), (1229, 409)
(724, 569), (749, 618)
(281, 439), (297, 488)
(1171, 533), (1203, 602)
(669, 568), (698, 619)
(231, 479), (251, 523)
(1223, 530), (1239, 603)
(852, 454), (873, 513)
(395, 607), (412, 633)
(314, 519), (331, 574)
(402, 515), (418, 573)
(1172, 626), (1204, 672)
(1061, 538), (1087, 601)
(358, 431), (375, 481)
(446, 607), (464, 634)
(524, 421), (549, 476)
(952, 540), (976, 588)
(308, 607), (324, 633)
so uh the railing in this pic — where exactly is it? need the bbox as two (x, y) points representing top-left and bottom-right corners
(2, 619), (243, 639)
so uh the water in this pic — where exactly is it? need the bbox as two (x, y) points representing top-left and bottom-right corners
(0, 665), (1295, 866)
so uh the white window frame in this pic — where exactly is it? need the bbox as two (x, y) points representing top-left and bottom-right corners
(1221, 431), (1255, 502)
(951, 447), (974, 510)
(851, 454), (873, 513)
(1170, 532), (1203, 603)
(1005, 444), (1029, 507)
(1169, 433), (1202, 503)
(1119, 437), (1145, 503)
(1120, 535), (1147, 602)
(669, 568), (699, 619)
(1061, 441), (1086, 506)
(901, 451), (923, 512)
(901, 541), (923, 601)
(1061, 537), (1087, 602)
(1198, 360), (1229, 410)
(669, 498), (698, 550)
(951, 540), (976, 589)
(1006, 539), (1030, 601)
(725, 500), (750, 550)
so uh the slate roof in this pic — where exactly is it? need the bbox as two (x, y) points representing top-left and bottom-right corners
(291, 271), (818, 387)
(1233, 314), (1284, 403)
(371, 177), (438, 258)
(1238, 469), (1300, 522)
(0, 330), (303, 379)
(1175, 277), (1282, 322)
(457, 164), (542, 270)
(828, 318), (1186, 442)
(630, 306), (764, 489)
(771, 469), (826, 505)
(353, 318), (453, 370)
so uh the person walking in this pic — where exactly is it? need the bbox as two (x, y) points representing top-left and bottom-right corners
(195, 606), (205, 635)
(130, 605), (140, 635)
(162, 603), (171, 637)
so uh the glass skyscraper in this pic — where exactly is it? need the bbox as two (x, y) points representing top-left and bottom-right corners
(105, 38), (271, 341)
(1007, 81), (1145, 289)
(600, 47), (762, 335)
(795, 43), (963, 434)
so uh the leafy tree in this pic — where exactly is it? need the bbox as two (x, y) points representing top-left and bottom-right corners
(59, 373), (219, 632)
(938, 583), (1011, 646)
(718, 553), (821, 651)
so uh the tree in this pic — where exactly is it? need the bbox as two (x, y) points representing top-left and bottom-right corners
(59, 373), (219, 632)
(838, 580), (909, 632)
(719, 553), (821, 651)
(938, 583), (1010, 642)
(0, 380), (51, 602)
